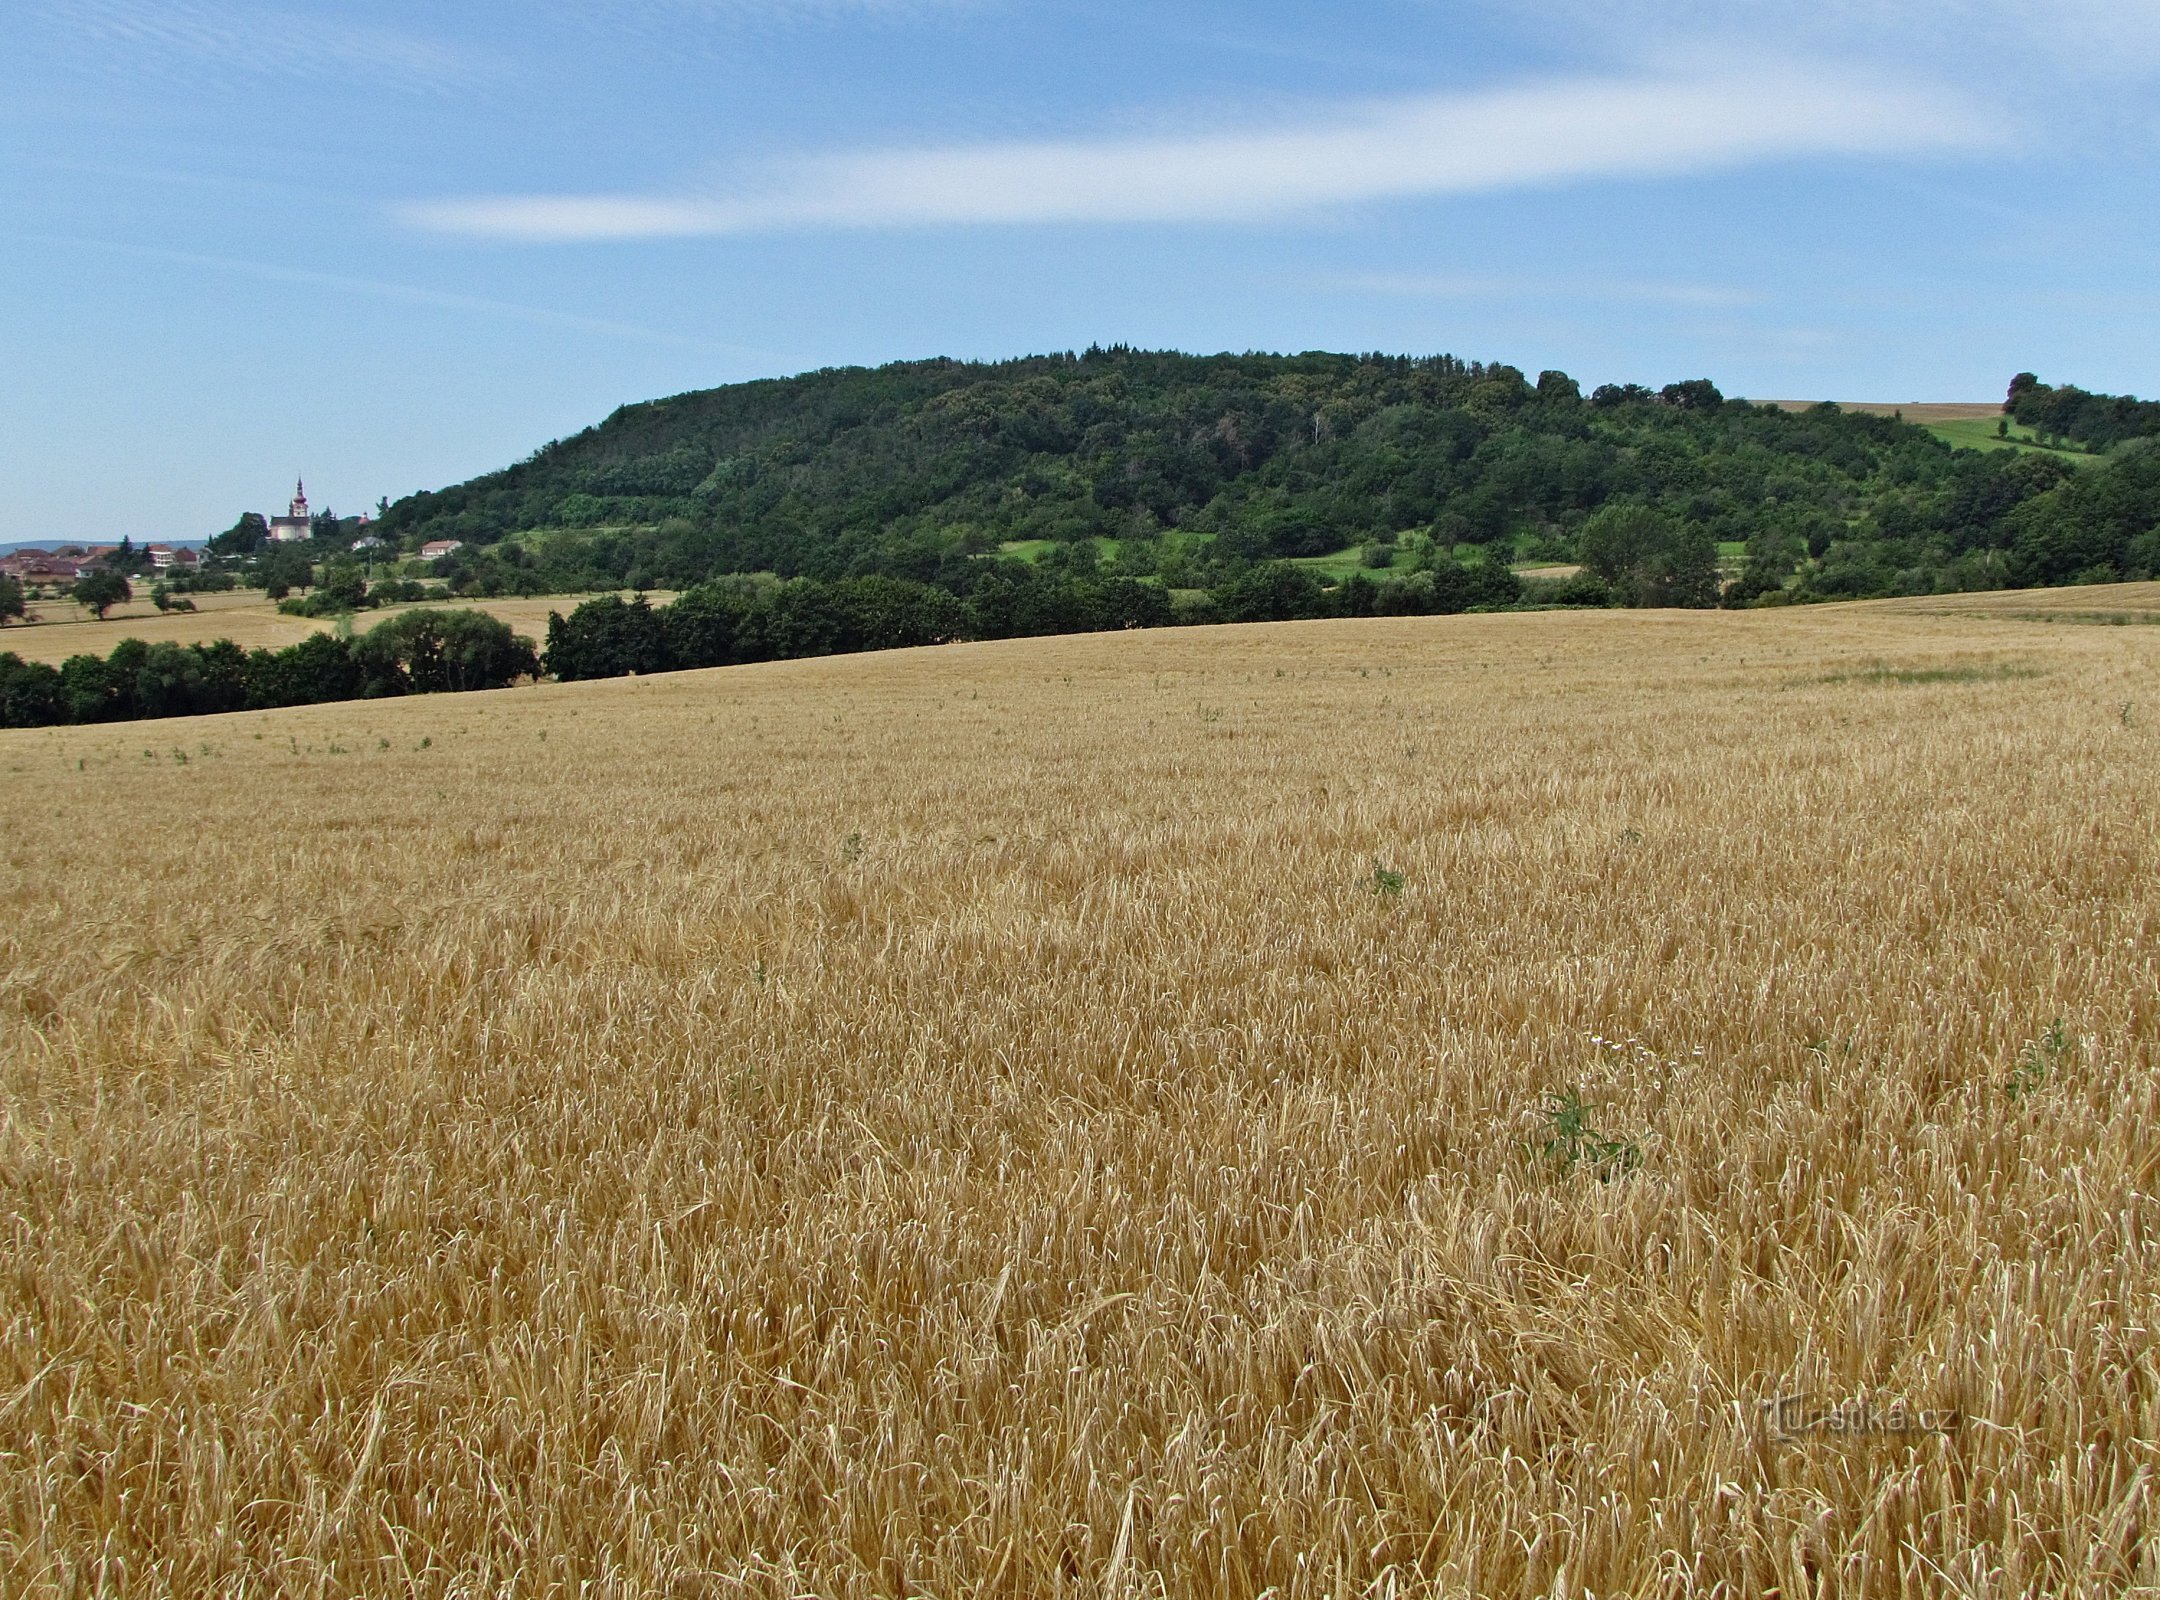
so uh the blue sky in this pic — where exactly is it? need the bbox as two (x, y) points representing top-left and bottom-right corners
(4, 0), (2158, 543)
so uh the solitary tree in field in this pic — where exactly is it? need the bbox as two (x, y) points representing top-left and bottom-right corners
(259, 546), (312, 601)
(0, 574), (23, 625)
(72, 570), (131, 620)
(1578, 504), (1720, 608)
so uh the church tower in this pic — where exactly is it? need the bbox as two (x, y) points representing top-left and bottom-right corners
(269, 476), (315, 543)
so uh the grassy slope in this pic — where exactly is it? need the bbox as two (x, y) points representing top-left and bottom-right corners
(4, 595), (2158, 1592)
(1925, 414), (2105, 465)
(1758, 400), (2102, 465)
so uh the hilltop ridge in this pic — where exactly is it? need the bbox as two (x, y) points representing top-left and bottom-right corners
(327, 350), (2160, 600)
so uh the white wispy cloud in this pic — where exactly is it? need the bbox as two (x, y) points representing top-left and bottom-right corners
(1471, 0), (2160, 87)
(32, 0), (476, 88)
(20, 234), (762, 355)
(402, 58), (1995, 243)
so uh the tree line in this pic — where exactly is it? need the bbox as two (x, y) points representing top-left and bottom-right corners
(0, 611), (536, 729)
(540, 551), (1568, 682)
(0, 506), (1748, 729)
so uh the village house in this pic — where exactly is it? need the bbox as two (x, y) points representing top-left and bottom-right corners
(419, 539), (464, 562)
(0, 551), (82, 585)
(145, 544), (203, 572)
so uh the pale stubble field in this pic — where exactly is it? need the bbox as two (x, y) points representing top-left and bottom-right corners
(2, 594), (2157, 1596)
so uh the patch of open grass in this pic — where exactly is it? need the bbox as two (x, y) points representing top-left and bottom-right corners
(994, 536), (1131, 565)
(1927, 415), (2104, 466)
(1287, 545), (1380, 582)
(1992, 610), (2160, 627)
(1819, 659), (2045, 686)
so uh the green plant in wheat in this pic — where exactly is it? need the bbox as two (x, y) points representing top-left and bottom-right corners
(1370, 860), (1406, 897)
(1537, 1089), (1643, 1178)
(2007, 1019), (2075, 1103)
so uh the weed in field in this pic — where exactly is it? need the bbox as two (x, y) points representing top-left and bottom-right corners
(2007, 1019), (2076, 1103)
(1535, 1089), (1643, 1178)
(1370, 860), (1405, 896)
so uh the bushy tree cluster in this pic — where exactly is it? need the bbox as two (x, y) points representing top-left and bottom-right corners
(1576, 505), (1720, 607)
(0, 610), (538, 729)
(2008, 374), (2160, 451)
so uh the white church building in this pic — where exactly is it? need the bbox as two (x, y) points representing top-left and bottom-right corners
(268, 480), (312, 543)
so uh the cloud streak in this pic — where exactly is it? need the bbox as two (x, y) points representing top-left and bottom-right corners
(17, 234), (763, 355)
(404, 59), (1996, 243)
(1474, 0), (2160, 84)
(32, 0), (476, 89)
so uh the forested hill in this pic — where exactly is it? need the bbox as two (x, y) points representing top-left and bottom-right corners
(368, 349), (2160, 601)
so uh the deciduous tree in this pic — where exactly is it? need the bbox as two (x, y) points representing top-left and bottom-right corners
(72, 570), (131, 620)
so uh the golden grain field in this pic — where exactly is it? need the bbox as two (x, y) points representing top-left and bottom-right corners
(3, 596), (2158, 1597)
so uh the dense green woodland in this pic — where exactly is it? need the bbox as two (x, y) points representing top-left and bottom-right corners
(354, 351), (2160, 602)
(11, 354), (2159, 729)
